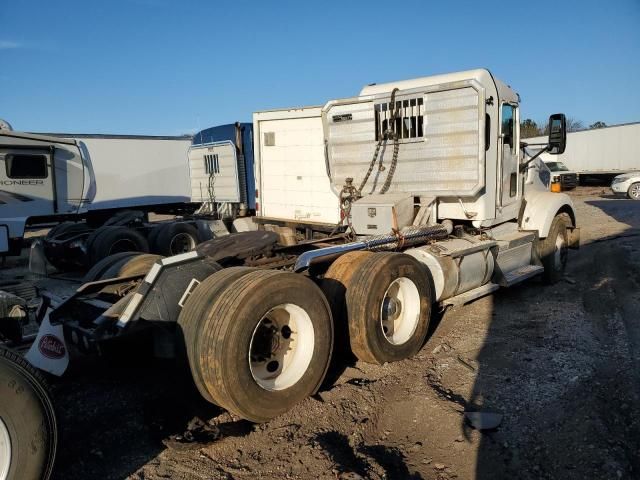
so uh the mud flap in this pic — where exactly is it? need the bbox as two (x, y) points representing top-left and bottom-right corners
(568, 226), (580, 249)
(28, 239), (52, 276)
(25, 311), (69, 376)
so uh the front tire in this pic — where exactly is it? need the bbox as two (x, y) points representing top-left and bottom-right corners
(539, 213), (571, 284)
(193, 270), (333, 422)
(0, 348), (57, 480)
(628, 182), (640, 200)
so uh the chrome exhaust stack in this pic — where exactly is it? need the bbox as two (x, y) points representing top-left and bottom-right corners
(293, 223), (450, 272)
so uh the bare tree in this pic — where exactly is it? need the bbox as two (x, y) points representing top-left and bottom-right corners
(520, 118), (541, 138)
(539, 117), (584, 135)
(589, 121), (607, 129)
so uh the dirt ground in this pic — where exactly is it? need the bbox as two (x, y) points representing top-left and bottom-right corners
(4, 186), (640, 480)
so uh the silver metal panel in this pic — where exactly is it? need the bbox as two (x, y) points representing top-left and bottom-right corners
(351, 193), (414, 235)
(324, 80), (485, 197)
(496, 242), (532, 273)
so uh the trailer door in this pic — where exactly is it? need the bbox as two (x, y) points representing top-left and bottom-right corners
(0, 147), (56, 217)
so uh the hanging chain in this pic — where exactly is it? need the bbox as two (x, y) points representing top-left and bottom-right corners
(207, 165), (218, 219)
(357, 87), (401, 195)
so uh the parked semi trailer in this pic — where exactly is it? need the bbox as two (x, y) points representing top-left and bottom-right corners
(0, 123), (252, 269)
(6, 69), (580, 478)
(523, 121), (640, 181)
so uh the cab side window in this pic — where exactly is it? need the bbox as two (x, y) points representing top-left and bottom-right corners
(5, 154), (48, 179)
(501, 104), (515, 151)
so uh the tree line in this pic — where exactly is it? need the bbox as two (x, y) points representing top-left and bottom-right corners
(520, 118), (607, 139)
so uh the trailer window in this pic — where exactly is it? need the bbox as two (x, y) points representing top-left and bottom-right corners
(5, 154), (48, 179)
(375, 97), (424, 141)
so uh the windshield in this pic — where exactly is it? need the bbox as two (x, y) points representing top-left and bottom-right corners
(545, 161), (569, 172)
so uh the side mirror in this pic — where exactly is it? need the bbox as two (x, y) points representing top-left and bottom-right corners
(547, 113), (566, 154)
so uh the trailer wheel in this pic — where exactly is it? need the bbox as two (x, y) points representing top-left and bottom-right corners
(147, 225), (162, 253)
(346, 253), (432, 365)
(102, 253), (163, 279)
(155, 223), (199, 256)
(0, 348), (57, 480)
(177, 266), (256, 404)
(82, 252), (140, 283)
(539, 213), (571, 284)
(196, 270), (333, 422)
(87, 226), (149, 267)
(628, 182), (640, 200)
(321, 251), (374, 355)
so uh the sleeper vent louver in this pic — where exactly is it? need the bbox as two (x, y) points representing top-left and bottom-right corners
(374, 97), (424, 141)
(204, 153), (220, 174)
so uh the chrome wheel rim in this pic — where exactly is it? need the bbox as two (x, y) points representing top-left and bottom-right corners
(380, 277), (421, 345)
(170, 233), (196, 254)
(630, 183), (640, 199)
(249, 303), (315, 391)
(0, 416), (11, 480)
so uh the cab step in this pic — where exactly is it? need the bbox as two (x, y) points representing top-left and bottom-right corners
(501, 264), (544, 287)
(442, 282), (500, 308)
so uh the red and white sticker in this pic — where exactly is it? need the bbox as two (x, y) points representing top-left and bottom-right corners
(38, 334), (66, 359)
(26, 311), (69, 376)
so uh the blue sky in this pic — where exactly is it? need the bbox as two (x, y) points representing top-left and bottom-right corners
(1, 0), (638, 135)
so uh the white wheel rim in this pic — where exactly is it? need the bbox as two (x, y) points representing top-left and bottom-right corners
(249, 303), (315, 391)
(631, 184), (640, 199)
(554, 232), (567, 271)
(380, 277), (421, 345)
(0, 416), (11, 480)
(170, 233), (196, 254)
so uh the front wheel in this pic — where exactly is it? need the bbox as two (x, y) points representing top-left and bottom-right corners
(628, 182), (640, 200)
(0, 348), (57, 480)
(539, 213), (571, 284)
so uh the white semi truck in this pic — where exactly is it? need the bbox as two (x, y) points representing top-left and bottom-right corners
(2, 69), (579, 479)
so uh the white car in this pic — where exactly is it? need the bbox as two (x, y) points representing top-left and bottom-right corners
(611, 172), (640, 200)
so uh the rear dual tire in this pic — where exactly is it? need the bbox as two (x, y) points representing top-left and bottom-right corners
(150, 222), (200, 256)
(345, 253), (432, 364)
(86, 226), (149, 267)
(179, 269), (333, 422)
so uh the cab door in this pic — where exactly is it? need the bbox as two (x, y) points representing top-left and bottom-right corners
(499, 103), (520, 208)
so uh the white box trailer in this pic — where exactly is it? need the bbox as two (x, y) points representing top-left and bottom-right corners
(253, 107), (340, 228)
(523, 122), (640, 176)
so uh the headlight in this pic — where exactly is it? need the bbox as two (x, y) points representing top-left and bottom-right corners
(612, 177), (628, 184)
(552, 175), (560, 182)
